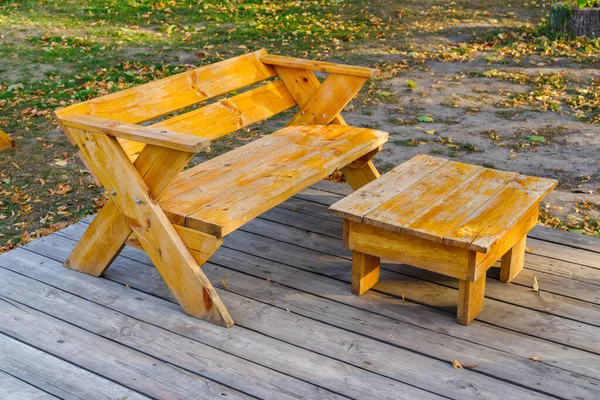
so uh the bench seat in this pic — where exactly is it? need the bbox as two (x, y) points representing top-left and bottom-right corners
(161, 124), (387, 237)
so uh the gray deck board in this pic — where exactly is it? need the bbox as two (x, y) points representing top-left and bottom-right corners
(1, 182), (600, 399)
(0, 333), (149, 400)
(0, 370), (57, 400)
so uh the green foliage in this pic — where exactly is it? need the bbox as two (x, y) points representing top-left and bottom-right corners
(416, 115), (434, 123)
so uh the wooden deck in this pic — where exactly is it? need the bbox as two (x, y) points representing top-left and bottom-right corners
(1, 181), (599, 400)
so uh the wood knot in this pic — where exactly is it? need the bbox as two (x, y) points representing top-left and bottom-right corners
(203, 287), (213, 311)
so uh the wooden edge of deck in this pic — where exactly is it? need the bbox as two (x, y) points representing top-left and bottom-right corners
(59, 114), (210, 153)
(260, 54), (379, 78)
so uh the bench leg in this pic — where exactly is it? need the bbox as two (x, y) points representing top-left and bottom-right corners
(500, 236), (526, 284)
(66, 128), (234, 327)
(351, 251), (380, 295)
(65, 199), (131, 276)
(457, 274), (486, 325)
(342, 160), (380, 190)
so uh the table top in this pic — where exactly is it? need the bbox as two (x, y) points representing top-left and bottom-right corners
(329, 154), (557, 253)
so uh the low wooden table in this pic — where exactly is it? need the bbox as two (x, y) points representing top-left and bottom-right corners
(329, 155), (557, 325)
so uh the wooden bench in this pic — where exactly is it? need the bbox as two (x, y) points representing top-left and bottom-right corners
(54, 49), (388, 327)
(0, 129), (15, 151)
(329, 155), (557, 325)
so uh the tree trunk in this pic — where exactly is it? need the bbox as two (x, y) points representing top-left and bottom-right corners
(551, 6), (600, 38)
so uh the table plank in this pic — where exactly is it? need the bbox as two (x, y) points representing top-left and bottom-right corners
(444, 176), (557, 252)
(404, 168), (518, 242)
(329, 154), (448, 222)
(364, 161), (482, 233)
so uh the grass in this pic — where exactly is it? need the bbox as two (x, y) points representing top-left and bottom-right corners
(1, 0), (599, 251)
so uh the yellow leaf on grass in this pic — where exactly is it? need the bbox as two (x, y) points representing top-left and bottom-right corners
(452, 360), (463, 370)
(54, 159), (68, 166)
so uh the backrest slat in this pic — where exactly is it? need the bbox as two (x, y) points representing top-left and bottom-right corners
(55, 49), (276, 124)
(152, 80), (296, 141)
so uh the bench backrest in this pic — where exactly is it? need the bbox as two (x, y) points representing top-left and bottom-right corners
(55, 49), (298, 159)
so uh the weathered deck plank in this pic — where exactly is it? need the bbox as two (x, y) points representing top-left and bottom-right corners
(18, 232), (516, 400)
(0, 370), (57, 400)
(0, 248), (436, 400)
(1, 182), (599, 399)
(50, 220), (600, 398)
(0, 333), (149, 400)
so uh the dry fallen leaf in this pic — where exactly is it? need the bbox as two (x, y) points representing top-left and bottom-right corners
(533, 276), (539, 292)
(54, 184), (72, 195)
(463, 363), (478, 370)
(529, 356), (541, 362)
(452, 360), (463, 370)
(221, 274), (230, 290)
(54, 159), (68, 167)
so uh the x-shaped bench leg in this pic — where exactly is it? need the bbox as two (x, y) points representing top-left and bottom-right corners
(276, 66), (380, 190)
(65, 127), (233, 327)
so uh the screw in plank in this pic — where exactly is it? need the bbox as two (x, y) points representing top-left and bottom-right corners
(110, 190), (117, 196)
(322, 114), (327, 118)
(301, 111), (305, 116)
(135, 197), (142, 204)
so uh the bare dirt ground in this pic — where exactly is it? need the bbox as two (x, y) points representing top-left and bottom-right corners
(345, 60), (599, 222)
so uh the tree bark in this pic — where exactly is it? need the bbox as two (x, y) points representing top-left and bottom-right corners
(551, 7), (600, 38)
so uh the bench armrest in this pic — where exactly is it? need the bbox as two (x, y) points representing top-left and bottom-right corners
(59, 114), (210, 153)
(260, 54), (379, 78)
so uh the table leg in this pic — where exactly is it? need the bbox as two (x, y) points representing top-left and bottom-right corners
(457, 274), (486, 325)
(500, 235), (526, 283)
(351, 251), (380, 295)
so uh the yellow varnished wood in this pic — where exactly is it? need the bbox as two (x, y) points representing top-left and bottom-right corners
(332, 155), (557, 325)
(346, 220), (472, 280)
(65, 130), (194, 277)
(341, 161), (380, 190)
(152, 80), (297, 140)
(55, 51), (388, 327)
(287, 74), (368, 126)
(457, 273), (486, 325)
(61, 114), (210, 153)
(275, 66), (346, 125)
(56, 50), (275, 124)
(182, 126), (387, 236)
(351, 251), (380, 295)
(500, 235), (527, 283)
(363, 161), (482, 233)
(0, 130), (15, 151)
(329, 154), (448, 222)
(445, 176), (557, 252)
(72, 130), (233, 326)
(260, 54), (379, 78)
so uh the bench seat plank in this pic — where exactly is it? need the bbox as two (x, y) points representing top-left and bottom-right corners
(161, 125), (387, 237)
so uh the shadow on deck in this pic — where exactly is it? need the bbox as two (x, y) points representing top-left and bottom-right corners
(1, 181), (599, 400)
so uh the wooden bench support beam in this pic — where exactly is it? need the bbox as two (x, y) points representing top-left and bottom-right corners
(341, 161), (380, 191)
(351, 251), (380, 296)
(65, 127), (233, 327)
(457, 274), (486, 326)
(65, 199), (130, 276)
(500, 235), (526, 283)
